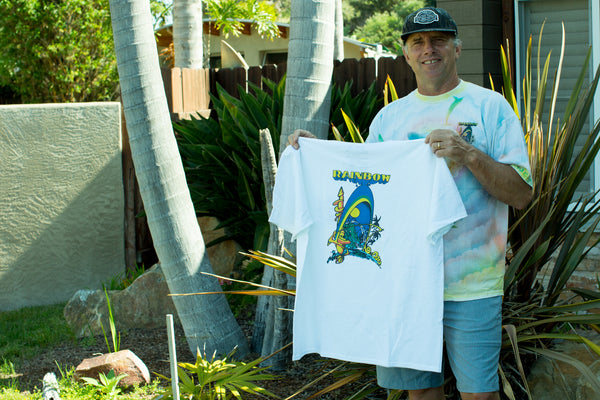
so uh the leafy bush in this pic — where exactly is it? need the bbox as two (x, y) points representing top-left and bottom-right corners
(175, 79), (285, 252)
(0, 0), (119, 103)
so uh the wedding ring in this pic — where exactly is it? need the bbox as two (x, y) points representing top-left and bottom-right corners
(437, 142), (441, 149)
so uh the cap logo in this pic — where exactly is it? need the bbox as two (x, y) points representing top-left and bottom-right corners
(413, 9), (439, 25)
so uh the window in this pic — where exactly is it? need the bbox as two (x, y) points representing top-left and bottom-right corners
(516, 0), (594, 195)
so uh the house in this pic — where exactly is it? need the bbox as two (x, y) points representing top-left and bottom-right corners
(155, 19), (393, 68)
(439, 0), (596, 196)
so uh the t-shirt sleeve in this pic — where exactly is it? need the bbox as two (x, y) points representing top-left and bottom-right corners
(489, 96), (532, 186)
(366, 110), (384, 143)
(268, 146), (313, 239)
(427, 157), (467, 244)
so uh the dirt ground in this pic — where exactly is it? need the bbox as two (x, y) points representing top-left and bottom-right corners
(15, 318), (390, 399)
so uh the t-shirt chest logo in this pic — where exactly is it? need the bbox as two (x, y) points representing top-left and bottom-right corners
(458, 122), (477, 144)
(327, 170), (389, 267)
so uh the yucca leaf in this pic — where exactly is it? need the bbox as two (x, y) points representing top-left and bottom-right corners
(342, 109), (363, 143)
(523, 347), (600, 393)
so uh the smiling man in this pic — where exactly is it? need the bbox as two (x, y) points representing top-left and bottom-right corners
(367, 7), (532, 400)
(285, 6), (532, 400)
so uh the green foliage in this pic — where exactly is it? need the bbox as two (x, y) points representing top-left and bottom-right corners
(157, 347), (278, 400)
(0, 0), (118, 103)
(205, 0), (279, 39)
(0, 359), (18, 392)
(102, 264), (147, 291)
(174, 78), (285, 252)
(80, 369), (128, 399)
(150, 0), (173, 29)
(353, 12), (404, 54)
(99, 289), (121, 354)
(344, 0), (431, 53)
(329, 81), (382, 142)
(492, 25), (600, 397)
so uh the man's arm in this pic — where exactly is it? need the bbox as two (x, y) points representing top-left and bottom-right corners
(426, 129), (532, 210)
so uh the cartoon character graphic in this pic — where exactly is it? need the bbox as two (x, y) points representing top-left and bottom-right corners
(327, 184), (383, 267)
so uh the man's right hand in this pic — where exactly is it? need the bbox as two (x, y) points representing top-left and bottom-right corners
(288, 129), (317, 149)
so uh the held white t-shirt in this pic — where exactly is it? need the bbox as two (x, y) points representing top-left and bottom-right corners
(269, 138), (466, 371)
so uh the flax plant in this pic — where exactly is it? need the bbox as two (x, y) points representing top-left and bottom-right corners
(491, 23), (600, 397)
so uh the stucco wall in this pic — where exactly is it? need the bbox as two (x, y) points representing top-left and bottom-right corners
(0, 102), (124, 311)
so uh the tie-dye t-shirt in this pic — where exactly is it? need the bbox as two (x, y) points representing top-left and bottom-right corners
(367, 80), (531, 301)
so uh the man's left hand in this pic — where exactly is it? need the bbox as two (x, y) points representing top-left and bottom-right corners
(425, 128), (473, 165)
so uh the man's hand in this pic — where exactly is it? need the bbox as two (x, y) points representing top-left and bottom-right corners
(425, 128), (532, 210)
(288, 129), (317, 149)
(425, 128), (471, 165)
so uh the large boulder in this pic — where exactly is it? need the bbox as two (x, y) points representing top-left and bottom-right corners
(197, 216), (245, 278)
(64, 264), (178, 337)
(74, 349), (150, 387)
(64, 217), (244, 337)
(528, 330), (600, 399)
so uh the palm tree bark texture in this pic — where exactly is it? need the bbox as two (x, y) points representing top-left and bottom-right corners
(109, 0), (249, 358)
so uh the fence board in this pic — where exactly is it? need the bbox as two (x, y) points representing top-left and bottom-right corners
(162, 57), (416, 117)
(358, 58), (377, 93)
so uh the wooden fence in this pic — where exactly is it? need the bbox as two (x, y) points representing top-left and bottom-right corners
(162, 56), (416, 118)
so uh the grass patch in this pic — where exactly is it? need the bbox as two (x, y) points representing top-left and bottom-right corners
(0, 303), (76, 362)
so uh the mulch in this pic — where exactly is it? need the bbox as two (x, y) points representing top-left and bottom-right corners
(13, 315), (390, 399)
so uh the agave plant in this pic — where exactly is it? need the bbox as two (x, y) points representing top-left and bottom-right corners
(492, 23), (600, 398)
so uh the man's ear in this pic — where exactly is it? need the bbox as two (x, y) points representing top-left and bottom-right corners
(454, 43), (462, 59)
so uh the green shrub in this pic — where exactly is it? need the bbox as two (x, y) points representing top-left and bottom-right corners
(0, 0), (119, 103)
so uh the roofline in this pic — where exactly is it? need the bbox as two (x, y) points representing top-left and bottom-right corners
(155, 19), (389, 52)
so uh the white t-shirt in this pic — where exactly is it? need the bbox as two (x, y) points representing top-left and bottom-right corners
(368, 80), (531, 300)
(269, 137), (466, 371)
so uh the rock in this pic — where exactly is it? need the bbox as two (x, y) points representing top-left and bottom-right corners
(198, 216), (245, 278)
(64, 217), (244, 337)
(64, 264), (179, 337)
(74, 349), (150, 387)
(528, 330), (600, 399)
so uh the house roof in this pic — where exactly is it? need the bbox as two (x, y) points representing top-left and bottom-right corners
(155, 20), (392, 58)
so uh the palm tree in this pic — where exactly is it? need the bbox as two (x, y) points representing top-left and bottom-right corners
(278, 0), (336, 152)
(173, 0), (204, 68)
(257, 0), (335, 369)
(109, 0), (249, 357)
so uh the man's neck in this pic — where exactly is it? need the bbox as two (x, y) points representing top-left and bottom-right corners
(417, 76), (461, 96)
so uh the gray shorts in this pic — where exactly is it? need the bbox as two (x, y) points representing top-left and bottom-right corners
(376, 296), (502, 393)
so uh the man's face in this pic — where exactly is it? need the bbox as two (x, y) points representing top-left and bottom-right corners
(403, 31), (461, 93)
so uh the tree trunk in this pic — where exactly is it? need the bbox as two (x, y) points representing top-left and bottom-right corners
(334, 0), (344, 62)
(254, 130), (288, 368)
(279, 0), (336, 153)
(262, 0), (335, 369)
(109, 0), (249, 358)
(173, 0), (204, 68)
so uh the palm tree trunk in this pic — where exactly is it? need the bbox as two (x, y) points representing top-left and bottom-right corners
(334, 0), (344, 62)
(109, 0), (249, 358)
(279, 0), (336, 153)
(173, 0), (204, 68)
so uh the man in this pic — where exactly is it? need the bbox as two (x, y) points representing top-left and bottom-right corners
(289, 7), (532, 400)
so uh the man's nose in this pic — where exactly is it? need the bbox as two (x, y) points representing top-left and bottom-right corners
(422, 38), (434, 53)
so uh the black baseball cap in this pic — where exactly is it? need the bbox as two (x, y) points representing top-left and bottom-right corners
(401, 7), (458, 42)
